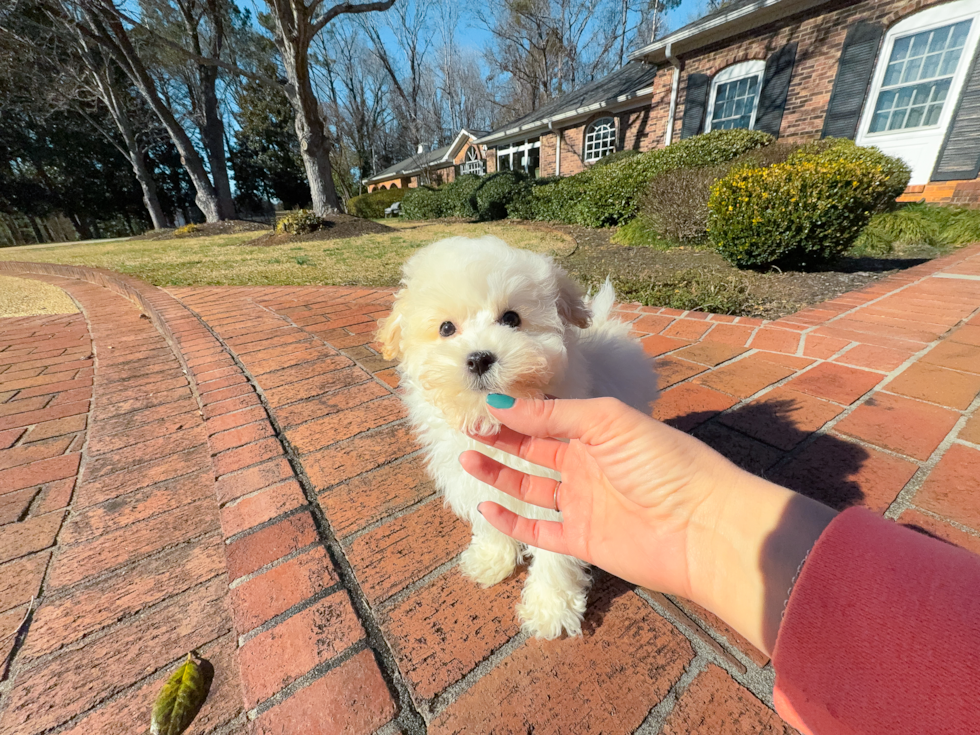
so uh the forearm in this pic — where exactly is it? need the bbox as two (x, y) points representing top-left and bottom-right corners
(688, 465), (837, 656)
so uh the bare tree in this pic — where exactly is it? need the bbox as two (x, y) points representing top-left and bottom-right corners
(478, 0), (632, 117)
(51, 0), (225, 221)
(260, 0), (396, 216)
(140, 0), (238, 219)
(2, 0), (170, 228)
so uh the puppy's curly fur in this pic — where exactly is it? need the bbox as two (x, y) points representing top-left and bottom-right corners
(377, 236), (657, 638)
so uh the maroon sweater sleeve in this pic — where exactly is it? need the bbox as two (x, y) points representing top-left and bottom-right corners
(771, 507), (980, 735)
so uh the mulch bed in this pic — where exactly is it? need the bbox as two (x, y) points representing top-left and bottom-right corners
(247, 214), (394, 246)
(133, 220), (270, 241)
(546, 224), (936, 320)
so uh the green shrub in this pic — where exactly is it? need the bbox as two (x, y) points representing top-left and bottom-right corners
(440, 174), (483, 218)
(639, 142), (801, 244)
(707, 147), (911, 268)
(347, 187), (406, 218)
(401, 186), (446, 219)
(610, 216), (677, 249)
(854, 203), (980, 254)
(275, 210), (324, 235)
(788, 138), (910, 210)
(473, 171), (532, 220)
(589, 149), (641, 168)
(610, 270), (753, 314)
(525, 129), (774, 227)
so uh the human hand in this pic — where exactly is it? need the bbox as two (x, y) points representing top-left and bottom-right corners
(460, 395), (836, 654)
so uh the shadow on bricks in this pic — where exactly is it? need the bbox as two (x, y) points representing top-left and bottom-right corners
(674, 400), (871, 653)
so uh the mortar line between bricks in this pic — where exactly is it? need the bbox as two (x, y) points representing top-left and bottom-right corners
(238, 583), (342, 645)
(249, 296), (401, 399)
(635, 588), (775, 705)
(426, 629), (530, 719)
(884, 389), (980, 521)
(632, 654), (708, 735)
(338, 491), (442, 546)
(249, 639), (371, 718)
(375, 552), (463, 612)
(174, 295), (428, 735)
(708, 304), (980, 482)
(0, 277), (92, 689)
(901, 505), (980, 539)
(227, 540), (319, 587)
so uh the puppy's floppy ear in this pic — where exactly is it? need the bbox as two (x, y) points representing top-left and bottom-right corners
(376, 295), (406, 361)
(556, 270), (591, 329)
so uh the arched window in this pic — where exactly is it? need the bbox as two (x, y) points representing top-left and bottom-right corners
(856, 0), (980, 184)
(584, 117), (616, 162)
(706, 60), (766, 132)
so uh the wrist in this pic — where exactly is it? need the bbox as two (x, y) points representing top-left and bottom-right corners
(687, 463), (836, 656)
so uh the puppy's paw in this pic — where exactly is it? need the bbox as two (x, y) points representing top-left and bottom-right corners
(460, 538), (519, 587)
(517, 582), (586, 639)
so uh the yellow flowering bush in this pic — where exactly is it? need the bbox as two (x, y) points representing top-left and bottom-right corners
(174, 224), (200, 237)
(275, 209), (324, 235)
(708, 141), (910, 268)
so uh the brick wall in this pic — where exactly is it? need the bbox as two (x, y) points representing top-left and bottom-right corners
(668, 0), (950, 143)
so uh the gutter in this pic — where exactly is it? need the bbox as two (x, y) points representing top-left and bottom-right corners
(664, 43), (682, 146)
(629, 0), (831, 63)
(475, 85), (656, 146)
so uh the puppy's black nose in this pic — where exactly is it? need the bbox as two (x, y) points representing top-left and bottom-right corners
(466, 351), (497, 377)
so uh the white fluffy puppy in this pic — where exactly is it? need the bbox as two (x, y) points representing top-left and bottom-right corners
(377, 236), (657, 638)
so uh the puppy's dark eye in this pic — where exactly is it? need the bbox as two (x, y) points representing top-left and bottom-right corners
(499, 311), (521, 328)
(439, 321), (456, 337)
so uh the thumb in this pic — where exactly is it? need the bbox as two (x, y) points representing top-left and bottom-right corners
(486, 394), (626, 443)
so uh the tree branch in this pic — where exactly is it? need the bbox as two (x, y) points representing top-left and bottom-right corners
(312, 0), (396, 36)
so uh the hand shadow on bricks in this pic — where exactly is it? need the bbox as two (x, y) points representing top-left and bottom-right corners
(673, 399), (873, 653)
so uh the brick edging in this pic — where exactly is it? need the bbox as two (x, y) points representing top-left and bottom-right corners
(0, 262), (410, 732)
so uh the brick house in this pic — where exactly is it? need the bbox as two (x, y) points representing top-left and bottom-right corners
(362, 129), (489, 193)
(474, 0), (980, 205)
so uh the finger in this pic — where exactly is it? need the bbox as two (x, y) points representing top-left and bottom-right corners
(460, 450), (559, 509)
(486, 396), (625, 445)
(467, 425), (566, 472)
(478, 502), (568, 555)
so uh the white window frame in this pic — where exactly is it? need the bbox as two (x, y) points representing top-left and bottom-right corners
(705, 60), (766, 133)
(583, 117), (617, 162)
(494, 138), (541, 174)
(461, 147), (485, 176)
(856, 1), (980, 186)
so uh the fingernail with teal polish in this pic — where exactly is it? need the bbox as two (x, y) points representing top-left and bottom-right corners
(477, 503), (485, 516)
(487, 393), (515, 409)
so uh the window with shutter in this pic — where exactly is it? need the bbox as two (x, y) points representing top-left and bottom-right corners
(680, 74), (710, 139)
(706, 61), (766, 132)
(822, 22), (884, 140)
(855, 1), (980, 185)
(756, 43), (798, 138)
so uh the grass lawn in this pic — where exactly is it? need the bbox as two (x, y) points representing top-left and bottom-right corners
(0, 220), (575, 288)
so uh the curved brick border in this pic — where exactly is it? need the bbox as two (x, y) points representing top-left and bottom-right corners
(0, 262), (412, 734)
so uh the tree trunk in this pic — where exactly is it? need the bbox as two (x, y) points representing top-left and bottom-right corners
(199, 66), (236, 219)
(94, 9), (223, 222)
(278, 35), (339, 216)
(131, 149), (169, 230)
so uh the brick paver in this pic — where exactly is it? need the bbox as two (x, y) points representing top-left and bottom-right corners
(1, 244), (979, 733)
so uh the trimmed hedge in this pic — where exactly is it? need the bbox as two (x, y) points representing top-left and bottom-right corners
(474, 171), (532, 220)
(441, 174), (483, 218)
(347, 187), (406, 218)
(400, 187), (443, 219)
(641, 142), (801, 244)
(707, 141), (911, 269)
(523, 129), (774, 227)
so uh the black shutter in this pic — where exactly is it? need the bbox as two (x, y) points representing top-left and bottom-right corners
(932, 42), (980, 181)
(681, 73), (710, 139)
(821, 22), (884, 139)
(755, 42), (798, 138)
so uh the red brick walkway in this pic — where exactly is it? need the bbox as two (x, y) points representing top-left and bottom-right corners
(1, 245), (978, 734)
